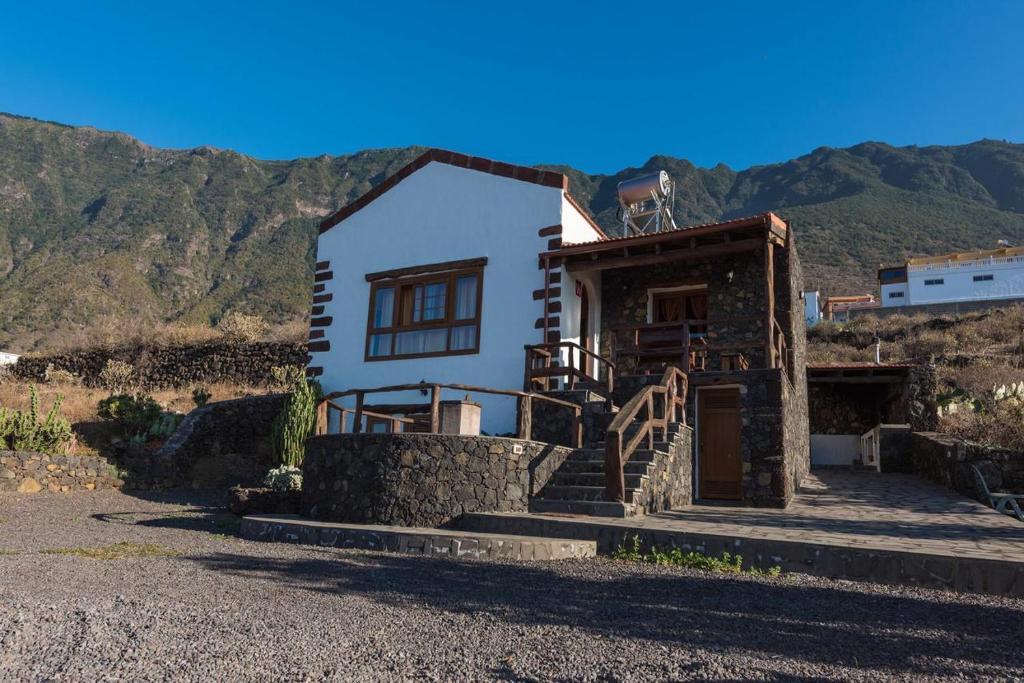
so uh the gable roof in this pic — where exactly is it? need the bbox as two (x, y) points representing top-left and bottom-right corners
(319, 148), (569, 234)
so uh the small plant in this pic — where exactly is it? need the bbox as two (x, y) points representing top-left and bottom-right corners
(612, 535), (781, 577)
(44, 364), (79, 385)
(41, 542), (181, 560)
(98, 359), (135, 392)
(191, 386), (212, 408)
(270, 364), (306, 391)
(97, 394), (162, 438)
(218, 311), (269, 343)
(271, 378), (321, 467)
(0, 385), (74, 455)
(147, 412), (183, 440)
(264, 465), (303, 492)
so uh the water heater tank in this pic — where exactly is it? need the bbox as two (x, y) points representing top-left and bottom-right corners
(617, 171), (671, 206)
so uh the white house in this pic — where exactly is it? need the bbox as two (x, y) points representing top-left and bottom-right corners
(880, 245), (1024, 307)
(308, 149), (606, 434)
(803, 290), (821, 327)
(0, 352), (19, 366)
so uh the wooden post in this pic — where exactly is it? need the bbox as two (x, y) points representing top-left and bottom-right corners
(429, 385), (441, 434)
(604, 435), (625, 503)
(314, 400), (328, 435)
(646, 392), (655, 449)
(682, 321), (690, 372)
(517, 395), (532, 441)
(542, 257), (551, 344)
(339, 408), (349, 433)
(352, 392), (364, 433)
(523, 346), (533, 393)
(567, 345), (576, 390)
(571, 406), (582, 448)
(764, 237), (776, 368)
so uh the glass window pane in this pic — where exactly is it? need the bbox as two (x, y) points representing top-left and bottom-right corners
(421, 282), (447, 321)
(373, 288), (394, 328)
(454, 275), (477, 320)
(368, 333), (392, 357)
(450, 325), (477, 351)
(394, 328), (447, 355)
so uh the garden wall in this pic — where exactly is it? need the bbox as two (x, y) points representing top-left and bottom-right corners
(11, 341), (307, 389)
(303, 433), (573, 527)
(0, 450), (121, 493)
(125, 394), (288, 489)
(911, 431), (1024, 501)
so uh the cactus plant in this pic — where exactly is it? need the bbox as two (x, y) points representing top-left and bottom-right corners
(271, 378), (321, 467)
(0, 385), (74, 455)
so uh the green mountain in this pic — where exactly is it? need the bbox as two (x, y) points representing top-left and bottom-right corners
(2, 112), (1023, 350)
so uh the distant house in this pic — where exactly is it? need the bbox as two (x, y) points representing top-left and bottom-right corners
(307, 149), (809, 510)
(822, 294), (877, 322)
(0, 352), (19, 366)
(880, 245), (1024, 308)
(804, 290), (822, 327)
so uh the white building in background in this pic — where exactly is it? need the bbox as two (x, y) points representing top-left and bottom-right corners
(803, 290), (822, 327)
(0, 352), (19, 366)
(879, 245), (1024, 307)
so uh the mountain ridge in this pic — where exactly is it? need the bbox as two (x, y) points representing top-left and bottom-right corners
(2, 111), (1023, 350)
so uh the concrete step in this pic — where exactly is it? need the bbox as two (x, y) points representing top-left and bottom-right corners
(239, 515), (596, 561)
(539, 484), (641, 504)
(556, 459), (654, 476)
(551, 471), (648, 489)
(527, 499), (640, 518)
(569, 448), (662, 463)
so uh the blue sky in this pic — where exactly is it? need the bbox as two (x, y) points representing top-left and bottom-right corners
(1, 1), (1021, 173)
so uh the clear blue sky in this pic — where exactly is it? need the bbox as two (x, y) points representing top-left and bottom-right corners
(1, 1), (1021, 173)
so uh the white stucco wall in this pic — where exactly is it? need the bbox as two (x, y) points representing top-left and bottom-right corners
(906, 258), (1024, 305)
(558, 197), (606, 381)
(880, 282), (909, 307)
(312, 161), (564, 433)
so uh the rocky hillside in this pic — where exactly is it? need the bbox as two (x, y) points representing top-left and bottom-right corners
(2, 112), (1023, 349)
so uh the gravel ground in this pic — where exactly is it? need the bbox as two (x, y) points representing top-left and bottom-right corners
(1, 490), (1023, 682)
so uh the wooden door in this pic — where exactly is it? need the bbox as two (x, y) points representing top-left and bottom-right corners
(698, 388), (742, 500)
(579, 285), (591, 377)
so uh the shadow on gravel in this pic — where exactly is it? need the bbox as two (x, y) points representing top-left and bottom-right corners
(192, 551), (1024, 678)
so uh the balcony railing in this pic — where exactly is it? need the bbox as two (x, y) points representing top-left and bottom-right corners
(524, 340), (615, 396)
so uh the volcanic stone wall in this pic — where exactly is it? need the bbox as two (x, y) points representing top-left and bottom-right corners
(0, 450), (121, 493)
(303, 433), (573, 527)
(912, 431), (1024, 500)
(11, 341), (307, 389)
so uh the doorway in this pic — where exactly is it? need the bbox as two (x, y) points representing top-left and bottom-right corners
(579, 284), (591, 377)
(697, 387), (742, 500)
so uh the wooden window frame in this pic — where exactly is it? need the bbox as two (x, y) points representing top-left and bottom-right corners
(364, 264), (485, 362)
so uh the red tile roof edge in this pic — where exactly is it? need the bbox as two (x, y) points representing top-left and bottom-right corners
(319, 149), (569, 234)
(557, 212), (786, 252)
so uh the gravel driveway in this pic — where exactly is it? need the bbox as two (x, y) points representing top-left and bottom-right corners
(1, 490), (1022, 682)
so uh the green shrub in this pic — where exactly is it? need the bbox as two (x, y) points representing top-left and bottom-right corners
(0, 385), (74, 455)
(271, 378), (321, 467)
(191, 386), (212, 408)
(264, 465), (303, 491)
(97, 394), (162, 437)
(270, 364), (306, 391)
(218, 312), (268, 343)
(98, 359), (135, 392)
(612, 535), (781, 577)
(44, 364), (79, 385)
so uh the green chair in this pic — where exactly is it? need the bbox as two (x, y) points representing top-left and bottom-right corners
(972, 465), (1024, 522)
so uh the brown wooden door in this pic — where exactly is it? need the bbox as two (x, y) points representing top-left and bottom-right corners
(698, 388), (742, 500)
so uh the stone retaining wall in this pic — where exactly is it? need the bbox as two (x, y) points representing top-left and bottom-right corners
(635, 425), (693, 512)
(11, 341), (307, 390)
(0, 450), (122, 493)
(303, 434), (573, 527)
(911, 431), (1024, 501)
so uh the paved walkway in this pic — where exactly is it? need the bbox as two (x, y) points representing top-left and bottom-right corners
(649, 471), (1024, 563)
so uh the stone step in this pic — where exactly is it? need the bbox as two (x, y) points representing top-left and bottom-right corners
(527, 498), (640, 518)
(239, 515), (596, 561)
(556, 459), (653, 475)
(539, 484), (641, 503)
(569, 447), (662, 463)
(551, 471), (648, 489)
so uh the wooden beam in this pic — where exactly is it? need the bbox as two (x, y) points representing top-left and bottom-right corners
(565, 238), (762, 273)
(764, 239), (776, 368)
(365, 257), (487, 282)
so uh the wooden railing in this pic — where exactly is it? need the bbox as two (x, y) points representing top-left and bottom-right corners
(604, 366), (688, 502)
(524, 341), (615, 395)
(314, 381), (583, 447)
(772, 318), (790, 381)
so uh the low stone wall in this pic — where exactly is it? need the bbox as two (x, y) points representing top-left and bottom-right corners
(125, 394), (287, 489)
(635, 425), (693, 513)
(303, 434), (573, 527)
(0, 450), (122, 493)
(911, 432), (1024, 500)
(11, 341), (307, 390)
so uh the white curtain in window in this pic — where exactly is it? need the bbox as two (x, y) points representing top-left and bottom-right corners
(455, 275), (477, 320)
(394, 329), (447, 355)
(373, 287), (395, 327)
(450, 325), (476, 351)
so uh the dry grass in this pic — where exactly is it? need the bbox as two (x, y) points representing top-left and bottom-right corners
(41, 542), (181, 560)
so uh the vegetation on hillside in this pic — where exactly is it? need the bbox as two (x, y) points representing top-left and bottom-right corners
(3, 112), (1024, 350)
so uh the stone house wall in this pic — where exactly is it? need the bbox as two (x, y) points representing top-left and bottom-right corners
(11, 341), (307, 390)
(303, 433), (574, 527)
(633, 425), (694, 512)
(0, 450), (122, 493)
(776, 236), (811, 493)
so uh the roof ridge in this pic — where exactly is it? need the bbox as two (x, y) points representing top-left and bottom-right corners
(319, 148), (568, 233)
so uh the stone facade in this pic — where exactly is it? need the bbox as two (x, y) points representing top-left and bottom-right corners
(303, 434), (573, 527)
(126, 394), (288, 489)
(0, 450), (122, 493)
(776, 239), (811, 495)
(11, 341), (307, 390)
(911, 431), (1024, 500)
(633, 424), (693, 512)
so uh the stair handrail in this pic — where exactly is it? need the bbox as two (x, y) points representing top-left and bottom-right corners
(603, 366), (688, 503)
(524, 341), (615, 395)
